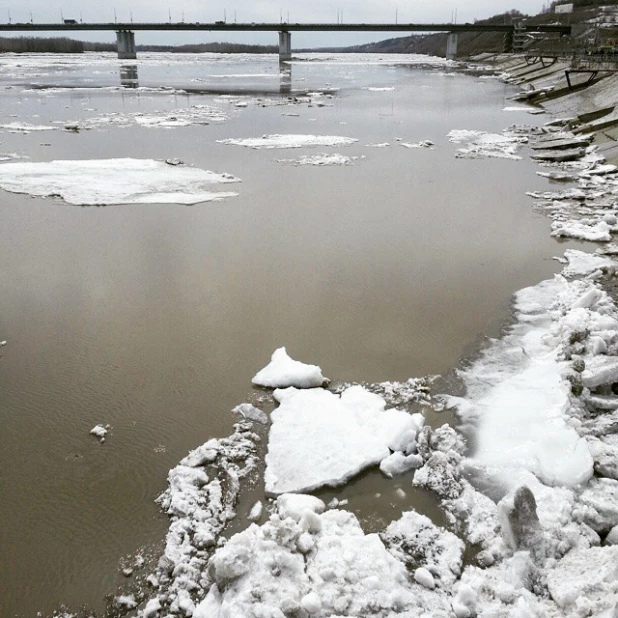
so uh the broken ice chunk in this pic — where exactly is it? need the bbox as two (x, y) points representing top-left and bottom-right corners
(252, 347), (328, 389)
(90, 424), (107, 440)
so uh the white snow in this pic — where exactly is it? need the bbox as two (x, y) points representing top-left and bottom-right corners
(217, 134), (358, 149)
(366, 86), (395, 91)
(252, 346), (327, 389)
(0, 158), (240, 206)
(264, 385), (422, 494)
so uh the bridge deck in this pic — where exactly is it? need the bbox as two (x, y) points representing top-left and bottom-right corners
(0, 22), (571, 35)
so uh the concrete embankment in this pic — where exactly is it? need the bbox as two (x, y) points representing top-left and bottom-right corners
(469, 52), (618, 164)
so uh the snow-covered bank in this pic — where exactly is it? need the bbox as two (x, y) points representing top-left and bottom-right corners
(0, 158), (240, 205)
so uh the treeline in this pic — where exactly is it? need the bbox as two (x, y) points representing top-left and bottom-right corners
(0, 36), (84, 52)
(0, 36), (117, 52)
(0, 36), (278, 54)
(169, 42), (278, 53)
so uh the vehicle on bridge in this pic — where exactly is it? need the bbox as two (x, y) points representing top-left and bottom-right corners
(63, 19), (77, 25)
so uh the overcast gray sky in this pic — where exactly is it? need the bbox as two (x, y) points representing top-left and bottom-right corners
(0, 1), (553, 47)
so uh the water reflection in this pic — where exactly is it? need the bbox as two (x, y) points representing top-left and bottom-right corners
(120, 64), (139, 89)
(279, 61), (292, 94)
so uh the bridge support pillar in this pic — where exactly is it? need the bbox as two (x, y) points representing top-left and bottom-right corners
(116, 30), (136, 60)
(279, 31), (291, 62)
(446, 32), (458, 60)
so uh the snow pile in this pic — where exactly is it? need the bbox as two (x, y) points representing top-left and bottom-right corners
(194, 496), (452, 618)
(265, 385), (424, 494)
(217, 134), (358, 149)
(146, 421), (259, 617)
(276, 153), (360, 166)
(448, 128), (528, 160)
(252, 347), (328, 389)
(0, 158), (240, 206)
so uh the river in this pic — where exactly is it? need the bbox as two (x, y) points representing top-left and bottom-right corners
(0, 51), (578, 617)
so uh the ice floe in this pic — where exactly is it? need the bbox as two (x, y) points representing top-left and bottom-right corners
(66, 104), (228, 131)
(447, 128), (528, 160)
(401, 140), (434, 149)
(232, 403), (268, 424)
(0, 158), (240, 206)
(217, 134), (358, 149)
(252, 347), (328, 389)
(264, 385), (422, 494)
(0, 122), (56, 133)
(90, 424), (108, 441)
(276, 153), (360, 166)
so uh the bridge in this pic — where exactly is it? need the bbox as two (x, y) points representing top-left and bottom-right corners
(0, 22), (572, 61)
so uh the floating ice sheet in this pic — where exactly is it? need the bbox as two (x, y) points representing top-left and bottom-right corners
(276, 153), (359, 166)
(265, 385), (420, 494)
(0, 158), (240, 206)
(448, 128), (527, 160)
(67, 105), (228, 131)
(217, 134), (358, 149)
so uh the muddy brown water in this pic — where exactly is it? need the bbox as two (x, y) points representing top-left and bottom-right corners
(0, 53), (584, 616)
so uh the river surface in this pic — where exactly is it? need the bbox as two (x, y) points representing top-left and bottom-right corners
(0, 52), (579, 617)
